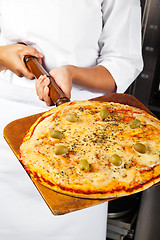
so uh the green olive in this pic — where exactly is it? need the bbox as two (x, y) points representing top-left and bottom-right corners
(110, 154), (122, 166)
(66, 113), (78, 122)
(133, 143), (147, 154)
(100, 108), (109, 120)
(50, 130), (63, 139)
(79, 159), (90, 172)
(54, 145), (68, 155)
(129, 119), (141, 129)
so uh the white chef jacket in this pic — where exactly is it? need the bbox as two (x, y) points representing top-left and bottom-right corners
(0, 0), (143, 100)
(0, 1), (143, 240)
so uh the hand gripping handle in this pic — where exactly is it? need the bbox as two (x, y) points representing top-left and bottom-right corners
(24, 55), (70, 106)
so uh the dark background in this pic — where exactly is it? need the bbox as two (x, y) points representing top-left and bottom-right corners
(126, 0), (160, 119)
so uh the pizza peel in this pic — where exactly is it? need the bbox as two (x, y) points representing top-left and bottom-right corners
(3, 56), (156, 215)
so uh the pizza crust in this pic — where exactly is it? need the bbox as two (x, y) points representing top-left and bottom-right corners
(20, 101), (160, 199)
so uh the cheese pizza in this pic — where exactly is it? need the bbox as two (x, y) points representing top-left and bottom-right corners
(20, 100), (160, 199)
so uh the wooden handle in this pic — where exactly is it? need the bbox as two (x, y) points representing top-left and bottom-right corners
(24, 55), (70, 106)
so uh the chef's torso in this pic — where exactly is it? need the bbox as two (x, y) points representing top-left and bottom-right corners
(0, 1), (143, 239)
(0, 0), (143, 103)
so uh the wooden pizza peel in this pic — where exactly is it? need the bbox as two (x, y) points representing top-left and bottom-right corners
(3, 93), (156, 215)
(3, 56), (157, 215)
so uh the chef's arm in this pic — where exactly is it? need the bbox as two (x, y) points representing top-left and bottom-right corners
(69, 64), (116, 93)
(0, 44), (43, 77)
(36, 64), (116, 106)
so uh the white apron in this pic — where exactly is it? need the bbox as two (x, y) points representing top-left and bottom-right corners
(0, 84), (108, 240)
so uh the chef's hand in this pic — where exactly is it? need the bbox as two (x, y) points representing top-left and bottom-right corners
(36, 65), (72, 106)
(36, 64), (116, 106)
(0, 44), (43, 79)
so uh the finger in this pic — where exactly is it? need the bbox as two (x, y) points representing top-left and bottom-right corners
(37, 76), (44, 85)
(36, 78), (44, 100)
(43, 86), (53, 106)
(36, 75), (50, 101)
(17, 61), (35, 79)
(15, 47), (41, 79)
(22, 46), (43, 59)
(10, 56), (34, 79)
(17, 45), (43, 66)
(42, 75), (50, 85)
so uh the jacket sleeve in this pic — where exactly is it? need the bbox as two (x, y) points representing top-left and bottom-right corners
(97, 0), (143, 93)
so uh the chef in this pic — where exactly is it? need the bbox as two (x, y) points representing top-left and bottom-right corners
(0, 0), (143, 240)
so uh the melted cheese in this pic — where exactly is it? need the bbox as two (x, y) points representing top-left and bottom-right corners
(20, 101), (160, 198)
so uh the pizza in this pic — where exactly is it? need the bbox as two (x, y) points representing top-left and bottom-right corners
(19, 100), (160, 199)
